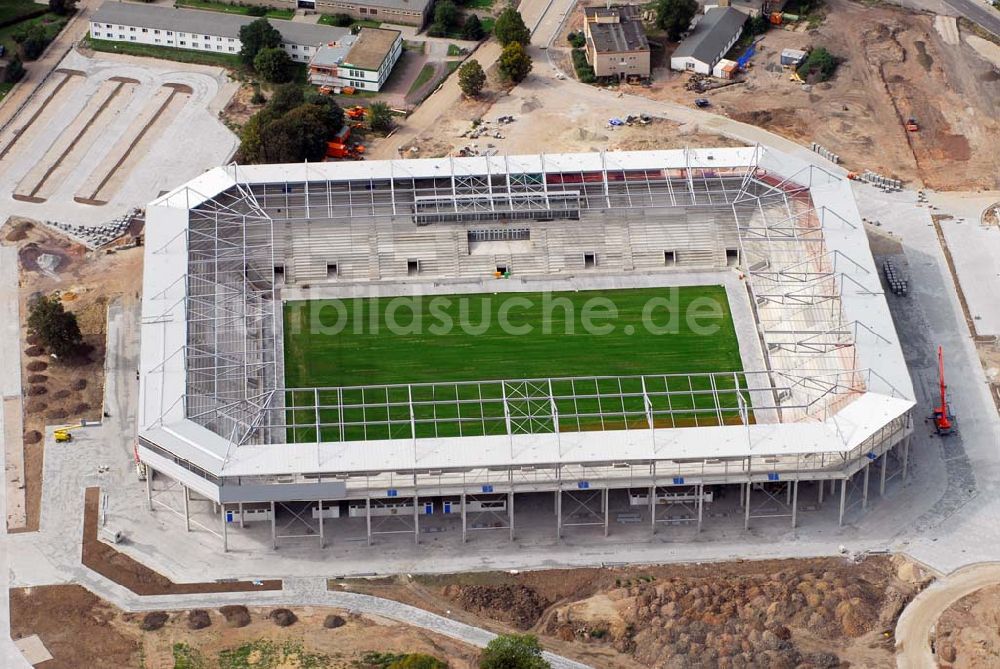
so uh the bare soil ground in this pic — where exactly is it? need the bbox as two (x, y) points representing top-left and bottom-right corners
(221, 81), (266, 131)
(9, 585), (479, 669)
(82, 487), (282, 595)
(933, 583), (1000, 667)
(2, 216), (143, 532)
(702, 0), (999, 190)
(337, 554), (932, 668)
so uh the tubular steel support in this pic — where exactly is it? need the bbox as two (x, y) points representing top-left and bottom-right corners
(862, 463), (870, 511)
(838, 479), (847, 526)
(880, 452), (888, 496)
(146, 467), (154, 512)
(183, 485), (190, 532)
(365, 495), (372, 546)
(461, 492), (467, 543)
(270, 501), (277, 549)
(791, 481), (798, 528)
(509, 491), (515, 541)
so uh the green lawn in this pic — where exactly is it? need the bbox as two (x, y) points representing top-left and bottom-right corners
(0, 82), (13, 102)
(86, 35), (242, 68)
(174, 0), (294, 20)
(0, 0), (45, 26)
(317, 15), (381, 30)
(465, 0), (495, 8)
(407, 62), (436, 96)
(0, 12), (69, 59)
(283, 287), (748, 441)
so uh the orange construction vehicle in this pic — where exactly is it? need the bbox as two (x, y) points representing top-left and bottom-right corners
(931, 346), (956, 435)
(905, 117), (919, 132)
(345, 105), (366, 120)
(326, 125), (365, 160)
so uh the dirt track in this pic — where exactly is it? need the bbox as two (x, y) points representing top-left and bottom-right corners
(895, 563), (1000, 668)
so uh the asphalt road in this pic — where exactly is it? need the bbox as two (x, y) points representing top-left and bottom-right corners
(943, 0), (1000, 36)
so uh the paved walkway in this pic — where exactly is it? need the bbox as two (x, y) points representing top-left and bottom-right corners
(895, 562), (1000, 668)
(0, 247), (32, 668)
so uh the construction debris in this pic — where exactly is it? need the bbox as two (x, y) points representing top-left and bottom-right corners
(882, 259), (909, 296)
(40, 208), (143, 249)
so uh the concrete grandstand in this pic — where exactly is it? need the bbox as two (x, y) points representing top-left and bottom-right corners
(137, 147), (915, 551)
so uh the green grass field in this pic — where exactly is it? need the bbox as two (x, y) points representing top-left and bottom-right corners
(283, 286), (748, 441)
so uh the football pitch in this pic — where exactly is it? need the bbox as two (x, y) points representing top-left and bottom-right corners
(282, 286), (748, 441)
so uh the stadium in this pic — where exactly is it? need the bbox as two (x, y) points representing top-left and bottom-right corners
(137, 146), (915, 551)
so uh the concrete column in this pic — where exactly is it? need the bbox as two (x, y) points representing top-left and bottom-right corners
(862, 464), (870, 511)
(603, 488), (609, 537)
(696, 484), (703, 532)
(791, 480), (798, 528)
(461, 492), (467, 543)
(318, 500), (325, 549)
(221, 504), (228, 553)
(365, 496), (372, 546)
(830, 479), (836, 495)
(902, 438), (910, 480)
(145, 467), (154, 512)
(838, 478), (846, 527)
(555, 490), (562, 539)
(785, 483), (791, 505)
(238, 502), (244, 529)
(413, 495), (420, 545)
(818, 479), (824, 505)
(183, 485), (190, 532)
(880, 451), (888, 496)
(739, 482), (746, 508)
(649, 484), (656, 535)
(508, 491), (514, 542)
(744, 483), (751, 530)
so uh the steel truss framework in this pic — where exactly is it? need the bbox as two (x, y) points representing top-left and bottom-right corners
(139, 149), (914, 541)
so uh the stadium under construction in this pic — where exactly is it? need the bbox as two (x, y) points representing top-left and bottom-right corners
(137, 146), (915, 551)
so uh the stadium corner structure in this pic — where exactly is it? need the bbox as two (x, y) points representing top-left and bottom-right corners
(137, 147), (915, 551)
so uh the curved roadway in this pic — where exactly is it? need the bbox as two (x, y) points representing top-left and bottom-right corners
(895, 563), (1000, 668)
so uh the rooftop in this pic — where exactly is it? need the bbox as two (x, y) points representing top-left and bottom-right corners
(586, 6), (649, 54)
(343, 27), (401, 71)
(672, 7), (747, 64)
(91, 2), (349, 46)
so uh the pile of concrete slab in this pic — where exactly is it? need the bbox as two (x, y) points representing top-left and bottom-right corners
(42, 208), (141, 249)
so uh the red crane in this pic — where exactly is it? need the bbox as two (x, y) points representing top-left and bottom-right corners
(931, 346), (955, 435)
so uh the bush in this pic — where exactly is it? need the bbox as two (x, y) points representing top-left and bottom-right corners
(247, 5), (267, 16)
(462, 14), (485, 41)
(139, 612), (169, 631)
(269, 608), (297, 627)
(567, 31), (585, 49)
(571, 48), (595, 84)
(428, 0), (459, 37)
(218, 605), (251, 628)
(187, 609), (211, 630)
(4, 56), (26, 84)
(323, 614), (346, 628)
(27, 294), (84, 359)
(458, 59), (486, 97)
(253, 46), (293, 82)
(655, 0), (698, 41)
(327, 13), (354, 27)
(367, 101), (393, 133)
(239, 17), (281, 65)
(797, 47), (838, 82)
(479, 634), (551, 669)
(494, 6), (530, 46)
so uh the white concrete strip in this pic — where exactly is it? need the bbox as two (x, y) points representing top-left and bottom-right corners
(13, 635), (52, 665)
(934, 15), (960, 46)
(0, 247), (33, 669)
(1, 247), (26, 529)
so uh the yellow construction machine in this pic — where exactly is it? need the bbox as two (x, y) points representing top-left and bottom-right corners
(54, 424), (84, 443)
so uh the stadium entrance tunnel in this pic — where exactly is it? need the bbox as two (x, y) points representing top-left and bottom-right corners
(139, 436), (912, 552)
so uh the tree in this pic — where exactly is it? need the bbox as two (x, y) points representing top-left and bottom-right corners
(4, 56), (26, 84)
(458, 59), (486, 97)
(797, 47), (839, 82)
(259, 104), (329, 162)
(655, 0), (698, 42)
(27, 295), (84, 360)
(254, 47), (293, 83)
(239, 18), (282, 65)
(49, 0), (77, 16)
(387, 654), (447, 669)
(267, 83), (305, 116)
(428, 0), (458, 37)
(14, 24), (50, 61)
(494, 6), (530, 47)
(367, 101), (393, 133)
(304, 92), (345, 136)
(479, 634), (551, 669)
(497, 42), (532, 83)
(462, 14), (485, 41)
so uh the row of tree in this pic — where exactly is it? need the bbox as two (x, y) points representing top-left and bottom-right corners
(238, 18), (295, 83)
(239, 84), (345, 163)
(456, 5), (533, 97)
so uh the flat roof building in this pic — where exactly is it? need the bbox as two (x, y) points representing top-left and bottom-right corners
(90, 2), (349, 62)
(213, 0), (433, 27)
(308, 27), (402, 92)
(670, 7), (747, 75)
(582, 4), (650, 80)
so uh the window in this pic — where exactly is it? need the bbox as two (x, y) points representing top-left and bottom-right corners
(180, 40), (187, 46)
(118, 34), (124, 39)
(370, 8), (377, 14)
(583, 252), (596, 269)
(726, 248), (739, 267)
(228, 37), (234, 42)
(130, 36), (136, 41)
(291, 44), (298, 50)
(326, 263), (338, 278)
(166, 31), (173, 35)
(167, 39), (174, 44)
(141, 28), (147, 33)
(153, 29), (159, 34)
(663, 250), (676, 266)
(129, 26), (136, 31)
(685, 61), (694, 70)
(407, 259), (420, 275)
(228, 46), (234, 52)
(216, 45), (223, 50)
(360, 7), (367, 13)
(154, 38), (160, 43)
(105, 23), (111, 28)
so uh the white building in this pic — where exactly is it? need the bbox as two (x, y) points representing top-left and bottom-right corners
(307, 27), (402, 92)
(90, 2), (350, 64)
(670, 7), (746, 75)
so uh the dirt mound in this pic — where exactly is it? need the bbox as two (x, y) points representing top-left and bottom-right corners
(187, 609), (211, 630)
(25, 401), (46, 413)
(71, 378), (87, 390)
(25, 346), (44, 357)
(26, 386), (47, 396)
(219, 605), (251, 628)
(26, 361), (47, 372)
(139, 611), (168, 631)
(46, 410), (68, 421)
(449, 584), (550, 629)
(5, 221), (33, 242)
(269, 608), (297, 627)
(23, 431), (42, 445)
(324, 614), (346, 629)
(27, 374), (47, 384)
(52, 389), (71, 400)
(71, 402), (91, 414)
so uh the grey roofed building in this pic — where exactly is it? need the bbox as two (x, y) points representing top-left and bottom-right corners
(671, 7), (747, 64)
(587, 16), (649, 54)
(91, 2), (349, 46)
